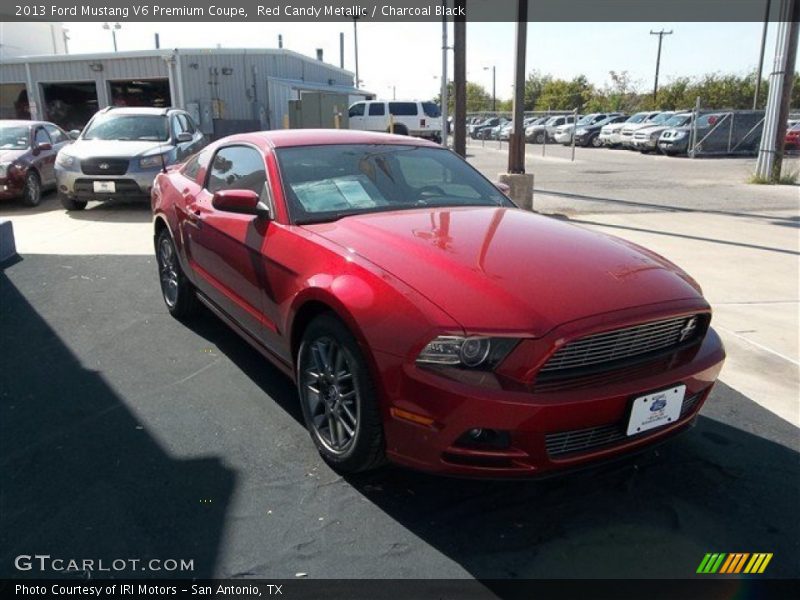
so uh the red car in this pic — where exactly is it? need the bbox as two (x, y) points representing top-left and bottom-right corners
(0, 120), (72, 206)
(152, 129), (725, 478)
(785, 123), (800, 152)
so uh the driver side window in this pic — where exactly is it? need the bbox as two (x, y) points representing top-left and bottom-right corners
(206, 146), (267, 195)
(34, 127), (51, 146)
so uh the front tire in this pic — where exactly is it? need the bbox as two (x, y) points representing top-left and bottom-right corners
(297, 314), (385, 473)
(21, 171), (41, 207)
(534, 132), (545, 144)
(590, 134), (602, 148)
(155, 228), (197, 319)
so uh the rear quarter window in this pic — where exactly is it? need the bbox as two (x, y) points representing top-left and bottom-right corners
(388, 102), (418, 116)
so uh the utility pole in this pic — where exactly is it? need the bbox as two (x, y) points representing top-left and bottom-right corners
(754, 0), (772, 108)
(755, 0), (799, 182)
(650, 29), (673, 105)
(353, 17), (360, 88)
(497, 0), (534, 210)
(103, 22), (122, 52)
(484, 65), (496, 112)
(440, 0), (449, 147)
(453, 0), (466, 157)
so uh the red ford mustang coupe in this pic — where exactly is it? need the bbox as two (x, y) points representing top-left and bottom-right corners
(151, 129), (725, 477)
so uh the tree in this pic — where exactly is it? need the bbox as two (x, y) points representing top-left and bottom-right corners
(433, 81), (494, 114)
(534, 75), (595, 111)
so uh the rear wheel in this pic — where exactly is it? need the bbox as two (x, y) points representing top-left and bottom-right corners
(297, 314), (385, 473)
(60, 193), (87, 211)
(155, 228), (197, 319)
(21, 171), (41, 207)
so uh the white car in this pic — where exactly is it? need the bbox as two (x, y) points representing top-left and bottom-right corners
(555, 113), (616, 145)
(599, 111), (660, 147)
(553, 123), (576, 144)
(631, 113), (693, 152)
(619, 111), (675, 148)
(348, 100), (442, 142)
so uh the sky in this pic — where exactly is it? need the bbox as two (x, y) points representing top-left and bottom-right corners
(59, 21), (787, 101)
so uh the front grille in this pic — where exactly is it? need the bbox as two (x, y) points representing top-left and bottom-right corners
(545, 391), (702, 458)
(81, 158), (130, 176)
(539, 315), (703, 376)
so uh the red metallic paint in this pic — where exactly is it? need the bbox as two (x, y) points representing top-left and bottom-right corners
(152, 129), (726, 477)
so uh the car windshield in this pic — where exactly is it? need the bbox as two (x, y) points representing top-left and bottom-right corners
(664, 114), (691, 127)
(82, 114), (169, 141)
(649, 113), (674, 125)
(276, 144), (513, 224)
(627, 113), (649, 123)
(0, 126), (30, 149)
(595, 115), (620, 127)
(576, 115), (598, 125)
(421, 102), (441, 117)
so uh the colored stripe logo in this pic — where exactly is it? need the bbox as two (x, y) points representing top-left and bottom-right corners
(697, 553), (773, 574)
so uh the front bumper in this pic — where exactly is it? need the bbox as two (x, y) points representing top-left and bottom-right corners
(0, 178), (24, 200)
(553, 133), (573, 144)
(658, 138), (689, 154)
(377, 326), (725, 478)
(56, 164), (161, 201)
(631, 137), (659, 150)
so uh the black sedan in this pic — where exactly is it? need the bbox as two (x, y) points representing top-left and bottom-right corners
(573, 114), (628, 148)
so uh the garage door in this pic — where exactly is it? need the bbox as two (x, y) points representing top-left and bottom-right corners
(41, 81), (99, 130)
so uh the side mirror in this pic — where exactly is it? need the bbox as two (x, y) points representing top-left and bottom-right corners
(212, 189), (271, 219)
(34, 142), (53, 153)
(68, 130), (81, 140)
(176, 132), (193, 143)
(494, 182), (511, 195)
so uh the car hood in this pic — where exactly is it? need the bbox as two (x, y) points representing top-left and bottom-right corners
(0, 148), (28, 162)
(64, 140), (174, 159)
(636, 125), (669, 135)
(303, 207), (702, 335)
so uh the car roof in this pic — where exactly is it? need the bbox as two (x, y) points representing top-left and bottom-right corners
(101, 107), (175, 116)
(225, 129), (443, 150)
(0, 119), (55, 128)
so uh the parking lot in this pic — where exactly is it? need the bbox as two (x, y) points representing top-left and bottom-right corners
(1, 144), (798, 580)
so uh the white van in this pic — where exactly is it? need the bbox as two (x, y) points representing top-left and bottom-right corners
(348, 100), (442, 142)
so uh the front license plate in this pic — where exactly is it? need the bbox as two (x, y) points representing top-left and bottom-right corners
(626, 385), (685, 436)
(93, 181), (115, 193)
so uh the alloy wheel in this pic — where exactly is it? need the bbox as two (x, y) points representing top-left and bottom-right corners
(158, 236), (180, 308)
(302, 337), (360, 454)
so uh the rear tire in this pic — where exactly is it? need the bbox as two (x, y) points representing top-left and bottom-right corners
(155, 228), (197, 320)
(60, 193), (87, 211)
(21, 171), (41, 207)
(297, 314), (386, 473)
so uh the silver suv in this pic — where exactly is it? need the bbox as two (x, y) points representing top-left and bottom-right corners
(55, 107), (206, 210)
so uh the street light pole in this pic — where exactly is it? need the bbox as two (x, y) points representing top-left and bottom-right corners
(754, 0), (772, 109)
(484, 65), (496, 112)
(353, 17), (360, 88)
(650, 29), (673, 105)
(103, 22), (121, 52)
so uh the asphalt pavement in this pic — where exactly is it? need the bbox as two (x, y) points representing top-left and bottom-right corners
(2, 254), (798, 579)
(1, 143), (798, 582)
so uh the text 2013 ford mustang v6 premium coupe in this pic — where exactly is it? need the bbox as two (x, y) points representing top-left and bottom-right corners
(151, 129), (725, 477)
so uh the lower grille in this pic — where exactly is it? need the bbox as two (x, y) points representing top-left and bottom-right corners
(74, 178), (144, 197)
(544, 390), (703, 458)
(81, 158), (129, 176)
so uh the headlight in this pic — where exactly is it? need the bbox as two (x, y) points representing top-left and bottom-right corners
(139, 154), (169, 169)
(56, 153), (75, 168)
(673, 131), (687, 139)
(0, 162), (10, 178)
(650, 131), (662, 139)
(416, 336), (518, 369)
(575, 128), (587, 135)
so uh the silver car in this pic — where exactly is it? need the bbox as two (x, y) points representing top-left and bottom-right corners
(55, 106), (206, 211)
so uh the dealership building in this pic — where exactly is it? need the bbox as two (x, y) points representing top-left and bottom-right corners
(0, 47), (367, 136)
